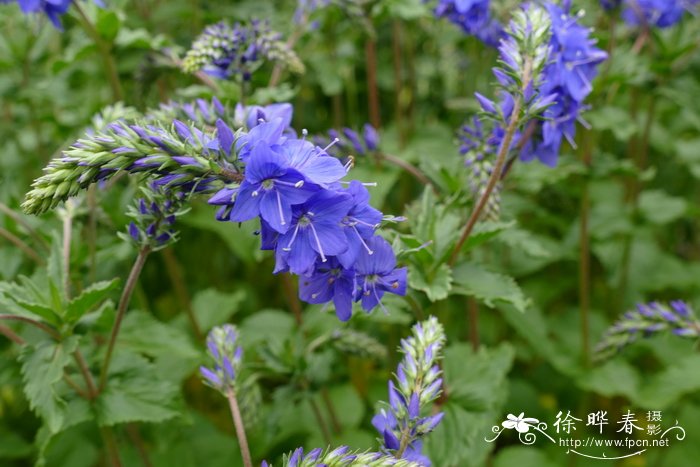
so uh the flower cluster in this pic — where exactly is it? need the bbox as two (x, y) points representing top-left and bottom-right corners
(312, 124), (380, 159)
(372, 317), (446, 465)
(1, 0), (104, 30)
(264, 446), (423, 467)
(23, 101), (406, 320)
(464, 2), (606, 168)
(200, 324), (244, 394)
(434, 0), (503, 47)
(182, 20), (304, 81)
(121, 185), (189, 251)
(594, 300), (700, 360)
(620, 0), (698, 28)
(519, 3), (607, 166)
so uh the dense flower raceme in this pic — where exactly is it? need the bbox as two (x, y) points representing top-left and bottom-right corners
(263, 446), (423, 467)
(182, 20), (304, 81)
(595, 301), (700, 360)
(465, 2), (606, 169)
(22, 102), (407, 320)
(1, 0), (104, 30)
(200, 324), (244, 394)
(433, 0), (503, 46)
(372, 317), (446, 466)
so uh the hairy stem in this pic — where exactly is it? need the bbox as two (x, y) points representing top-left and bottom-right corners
(0, 315), (60, 339)
(448, 95), (523, 266)
(380, 153), (438, 195)
(321, 387), (342, 434)
(0, 323), (25, 345)
(310, 396), (333, 445)
(62, 204), (73, 296)
(226, 388), (253, 467)
(98, 247), (151, 392)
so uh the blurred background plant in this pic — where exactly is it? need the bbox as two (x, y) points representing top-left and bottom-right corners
(1, 0), (700, 466)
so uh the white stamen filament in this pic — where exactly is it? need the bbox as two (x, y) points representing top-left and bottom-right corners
(283, 224), (301, 251)
(323, 138), (340, 152)
(276, 190), (286, 226)
(308, 222), (327, 262)
(352, 226), (374, 255)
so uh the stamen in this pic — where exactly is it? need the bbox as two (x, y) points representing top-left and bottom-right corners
(308, 222), (327, 262)
(283, 224), (301, 251)
(353, 226), (374, 255)
(252, 190), (259, 197)
(294, 180), (305, 188)
(323, 137), (340, 152)
(276, 190), (286, 226)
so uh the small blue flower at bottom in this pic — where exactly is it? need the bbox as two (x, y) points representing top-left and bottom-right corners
(354, 237), (408, 313)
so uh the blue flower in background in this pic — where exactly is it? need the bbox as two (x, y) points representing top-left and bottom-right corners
(621, 0), (698, 28)
(2, 0), (103, 29)
(434, 0), (503, 46)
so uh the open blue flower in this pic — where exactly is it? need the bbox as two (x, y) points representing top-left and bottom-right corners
(337, 181), (382, 269)
(298, 258), (356, 321)
(276, 190), (353, 274)
(354, 236), (407, 312)
(229, 142), (318, 233)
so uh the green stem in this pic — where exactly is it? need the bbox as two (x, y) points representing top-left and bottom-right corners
(0, 227), (45, 265)
(98, 247), (151, 392)
(161, 248), (202, 340)
(99, 426), (123, 467)
(0, 202), (49, 251)
(72, 1), (124, 102)
(0, 314), (60, 339)
(226, 388), (253, 467)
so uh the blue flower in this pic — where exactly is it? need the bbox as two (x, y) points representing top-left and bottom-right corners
(621, 0), (697, 28)
(354, 236), (407, 312)
(227, 142), (318, 233)
(299, 258), (356, 321)
(4, 0), (103, 30)
(434, 0), (503, 47)
(276, 190), (353, 275)
(337, 181), (382, 269)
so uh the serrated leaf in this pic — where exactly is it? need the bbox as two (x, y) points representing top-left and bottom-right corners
(96, 352), (181, 426)
(65, 279), (119, 324)
(239, 309), (296, 346)
(452, 262), (529, 312)
(409, 263), (452, 301)
(19, 337), (79, 433)
(425, 344), (514, 466)
(637, 354), (700, 408)
(463, 221), (516, 252)
(118, 310), (200, 381)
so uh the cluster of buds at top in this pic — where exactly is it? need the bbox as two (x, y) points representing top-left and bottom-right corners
(264, 446), (423, 467)
(182, 20), (304, 81)
(594, 300), (700, 361)
(200, 324), (244, 394)
(373, 317), (446, 464)
(475, 2), (554, 126)
(20, 118), (238, 215)
(120, 186), (190, 251)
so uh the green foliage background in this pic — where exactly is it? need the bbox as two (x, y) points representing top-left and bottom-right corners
(1, 0), (700, 466)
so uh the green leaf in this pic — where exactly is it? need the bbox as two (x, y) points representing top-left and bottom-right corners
(64, 279), (119, 324)
(425, 344), (514, 466)
(323, 384), (365, 430)
(96, 352), (182, 426)
(0, 427), (33, 459)
(452, 262), (529, 312)
(96, 11), (121, 42)
(463, 221), (516, 252)
(638, 190), (688, 224)
(19, 337), (80, 433)
(493, 447), (560, 467)
(409, 263), (453, 301)
(587, 106), (638, 141)
(239, 309), (296, 346)
(118, 310), (200, 381)
(637, 354), (700, 408)
(191, 288), (246, 332)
